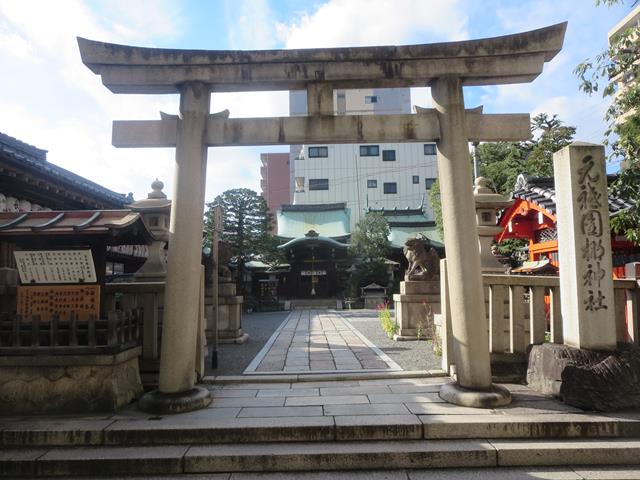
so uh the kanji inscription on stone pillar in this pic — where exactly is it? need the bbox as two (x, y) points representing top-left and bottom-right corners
(554, 143), (616, 350)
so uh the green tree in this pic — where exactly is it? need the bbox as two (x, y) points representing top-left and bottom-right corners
(477, 113), (576, 194)
(203, 188), (277, 290)
(476, 141), (525, 195)
(347, 212), (391, 297)
(522, 113), (577, 176)
(428, 179), (444, 239)
(575, 0), (640, 243)
(348, 212), (391, 260)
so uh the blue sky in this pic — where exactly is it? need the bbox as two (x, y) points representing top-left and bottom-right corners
(0, 0), (632, 201)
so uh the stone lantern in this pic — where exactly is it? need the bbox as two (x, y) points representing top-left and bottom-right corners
(473, 177), (513, 273)
(128, 179), (171, 281)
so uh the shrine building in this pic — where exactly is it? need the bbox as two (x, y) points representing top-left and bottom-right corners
(498, 174), (639, 277)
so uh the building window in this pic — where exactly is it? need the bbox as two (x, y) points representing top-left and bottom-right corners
(412, 175), (420, 184)
(382, 149), (396, 161)
(365, 95), (378, 104)
(309, 179), (329, 190)
(367, 179), (377, 188)
(383, 182), (397, 194)
(424, 144), (437, 155)
(360, 145), (380, 156)
(295, 177), (305, 192)
(308, 146), (328, 158)
(425, 178), (436, 190)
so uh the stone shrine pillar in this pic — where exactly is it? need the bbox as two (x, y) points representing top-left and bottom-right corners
(432, 78), (510, 407)
(215, 278), (246, 343)
(139, 83), (212, 413)
(553, 143), (617, 350)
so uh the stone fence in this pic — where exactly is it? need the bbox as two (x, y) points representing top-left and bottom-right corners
(104, 282), (165, 371)
(438, 267), (640, 379)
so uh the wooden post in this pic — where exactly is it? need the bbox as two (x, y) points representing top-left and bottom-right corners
(69, 312), (78, 346)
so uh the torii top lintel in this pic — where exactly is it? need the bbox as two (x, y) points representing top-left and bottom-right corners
(77, 22), (566, 94)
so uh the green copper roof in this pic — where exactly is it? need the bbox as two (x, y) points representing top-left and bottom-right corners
(278, 235), (349, 250)
(388, 225), (443, 250)
(277, 204), (350, 239)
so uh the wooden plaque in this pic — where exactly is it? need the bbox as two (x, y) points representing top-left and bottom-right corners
(17, 285), (100, 322)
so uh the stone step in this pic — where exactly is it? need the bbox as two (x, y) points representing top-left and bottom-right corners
(3, 438), (640, 477)
(2, 411), (640, 447)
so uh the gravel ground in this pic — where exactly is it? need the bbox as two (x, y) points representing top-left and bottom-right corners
(340, 309), (441, 372)
(207, 308), (440, 376)
(207, 310), (289, 376)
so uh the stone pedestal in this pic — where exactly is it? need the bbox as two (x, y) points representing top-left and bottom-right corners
(0, 347), (143, 414)
(527, 343), (640, 411)
(393, 280), (441, 341)
(208, 281), (246, 344)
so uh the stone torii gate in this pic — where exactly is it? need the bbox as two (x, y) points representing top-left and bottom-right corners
(78, 22), (566, 412)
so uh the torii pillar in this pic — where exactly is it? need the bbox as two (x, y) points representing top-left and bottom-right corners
(138, 82), (213, 412)
(433, 78), (510, 406)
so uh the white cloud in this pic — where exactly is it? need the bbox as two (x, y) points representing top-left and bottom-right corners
(224, 0), (278, 50)
(205, 146), (282, 202)
(0, 0), (186, 200)
(277, 0), (468, 49)
(213, 91), (289, 118)
(0, 28), (34, 60)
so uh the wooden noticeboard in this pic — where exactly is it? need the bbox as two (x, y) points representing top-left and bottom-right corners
(14, 250), (96, 284)
(17, 285), (101, 322)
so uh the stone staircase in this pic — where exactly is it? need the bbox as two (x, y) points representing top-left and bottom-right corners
(2, 375), (640, 476)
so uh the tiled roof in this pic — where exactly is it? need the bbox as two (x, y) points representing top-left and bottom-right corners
(0, 210), (154, 245)
(511, 174), (632, 217)
(280, 203), (346, 212)
(0, 132), (128, 208)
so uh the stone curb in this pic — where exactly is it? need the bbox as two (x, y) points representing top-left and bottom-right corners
(203, 370), (447, 384)
(3, 439), (640, 476)
(3, 413), (640, 447)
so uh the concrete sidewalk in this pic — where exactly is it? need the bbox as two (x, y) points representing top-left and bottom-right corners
(245, 310), (401, 374)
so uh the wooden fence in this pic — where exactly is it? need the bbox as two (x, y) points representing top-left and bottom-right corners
(0, 308), (142, 355)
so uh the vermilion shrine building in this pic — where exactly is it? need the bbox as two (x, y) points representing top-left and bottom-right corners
(498, 174), (639, 277)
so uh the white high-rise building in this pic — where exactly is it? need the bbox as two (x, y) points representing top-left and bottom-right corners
(288, 88), (438, 229)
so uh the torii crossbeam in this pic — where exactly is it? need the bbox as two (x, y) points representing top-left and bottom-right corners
(78, 22), (566, 412)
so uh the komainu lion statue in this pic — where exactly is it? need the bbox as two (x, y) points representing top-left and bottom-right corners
(403, 237), (440, 281)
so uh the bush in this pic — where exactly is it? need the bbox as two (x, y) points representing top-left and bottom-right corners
(377, 300), (398, 338)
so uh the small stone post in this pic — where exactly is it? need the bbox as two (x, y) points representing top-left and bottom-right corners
(139, 82), (212, 413)
(554, 143), (616, 350)
(432, 77), (510, 407)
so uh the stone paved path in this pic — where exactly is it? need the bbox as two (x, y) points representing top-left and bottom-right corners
(245, 310), (401, 374)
